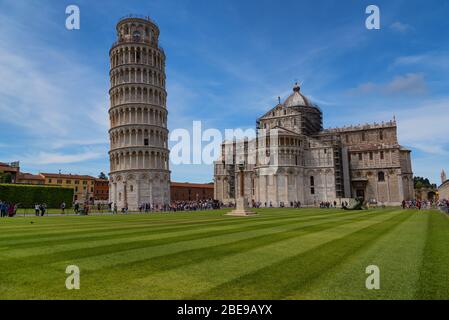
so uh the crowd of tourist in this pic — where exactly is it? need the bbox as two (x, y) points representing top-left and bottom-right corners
(319, 201), (339, 208)
(169, 199), (220, 211)
(402, 199), (434, 210)
(2, 196), (449, 218)
(137, 202), (170, 212)
(101, 199), (224, 214)
(437, 199), (449, 213)
(0, 200), (18, 217)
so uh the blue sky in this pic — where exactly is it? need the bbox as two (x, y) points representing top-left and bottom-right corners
(0, 0), (448, 184)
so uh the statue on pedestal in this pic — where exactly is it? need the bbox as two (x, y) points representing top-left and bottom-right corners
(226, 163), (256, 216)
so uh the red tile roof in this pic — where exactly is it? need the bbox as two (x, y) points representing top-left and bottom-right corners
(18, 173), (45, 180)
(39, 173), (96, 180)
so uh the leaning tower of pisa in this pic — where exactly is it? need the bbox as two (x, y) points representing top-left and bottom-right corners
(108, 15), (170, 210)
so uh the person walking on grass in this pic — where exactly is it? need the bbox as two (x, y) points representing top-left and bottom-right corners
(40, 203), (46, 216)
(35, 203), (40, 216)
(61, 202), (66, 214)
(8, 203), (15, 217)
(0, 201), (6, 217)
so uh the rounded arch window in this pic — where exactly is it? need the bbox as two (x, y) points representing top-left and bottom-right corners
(133, 30), (141, 41)
(378, 171), (385, 182)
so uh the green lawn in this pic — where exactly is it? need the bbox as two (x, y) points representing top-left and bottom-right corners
(1, 207), (449, 300)
(15, 208), (108, 215)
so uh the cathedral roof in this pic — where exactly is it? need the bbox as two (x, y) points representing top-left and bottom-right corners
(283, 83), (312, 108)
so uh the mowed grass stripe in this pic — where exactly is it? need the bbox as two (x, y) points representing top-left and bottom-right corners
(0, 208), (323, 234)
(285, 211), (428, 299)
(0, 210), (369, 260)
(55, 210), (386, 273)
(99, 209), (403, 299)
(196, 210), (410, 299)
(0, 210), (381, 273)
(0, 209), (356, 248)
(62, 210), (396, 289)
(3, 208), (442, 300)
(415, 211), (449, 299)
(0, 208), (337, 241)
(0, 210), (395, 299)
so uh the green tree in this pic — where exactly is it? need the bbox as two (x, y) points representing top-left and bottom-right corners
(415, 181), (424, 190)
(414, 176), (435, 189)
(0, 172), (12, 183)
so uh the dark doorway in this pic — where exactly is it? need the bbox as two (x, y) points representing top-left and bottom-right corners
(356, 189), (365, 199)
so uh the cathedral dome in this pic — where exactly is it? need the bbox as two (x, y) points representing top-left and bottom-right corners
(283, 83), (312, 107)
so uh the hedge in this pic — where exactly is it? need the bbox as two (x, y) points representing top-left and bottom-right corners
(0, 184), (73, 209)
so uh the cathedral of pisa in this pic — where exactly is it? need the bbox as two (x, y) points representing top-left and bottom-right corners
(214, 83), (414, 207)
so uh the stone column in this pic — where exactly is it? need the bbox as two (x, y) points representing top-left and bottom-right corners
(274, 174), (278, 206)
(136, 179), (140, 208)
(397, 174), (404, 202)
(227, 164), (256, 216)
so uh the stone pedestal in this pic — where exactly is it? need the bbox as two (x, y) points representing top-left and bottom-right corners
(226, 197), (256, 216)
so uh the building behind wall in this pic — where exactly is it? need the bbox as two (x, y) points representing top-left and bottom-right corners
(40, 173), (96, 203)
(170, 182), (214, 201)
(0, 162), (110, 204)
(94, 178), (110, 201)
(214, 84), (414, 207)
(17, 172), (45, 185)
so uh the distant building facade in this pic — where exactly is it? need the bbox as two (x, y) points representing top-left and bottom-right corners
(170, 182), (214, 201)
(439, 169), (449, 200)
(17, 172), (45, 185)
(94, 179), (109, 201)
(0, 162), (20, 183)
(0, 162), (109, 203)
(40, 173), (96, 203)
(214, 84), (414, 207)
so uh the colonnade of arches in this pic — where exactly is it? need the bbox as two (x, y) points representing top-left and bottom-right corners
(117, 21), (158, 46)
(110, 150), (169, 171)
(275, 147), (303, 166)
(110, 45), (164, 70)
(110, 85), (166, 107)
(109, 106), (166, 127)
(110, 127), (168, 149)
(110, 66), (165, 88)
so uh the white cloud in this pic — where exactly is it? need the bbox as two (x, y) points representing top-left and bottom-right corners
(395, 100), (449, 152)
(347, 73), (427, 95)
(0, 5), (109, 172)
(384, 73), (427, 94)
(390, 22), (412, 33)
(394, 55), (426, 66)
(393, 52), (449, 70)
(21, 151), (104, 165)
